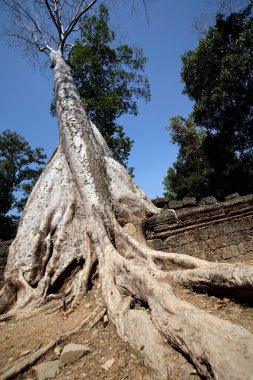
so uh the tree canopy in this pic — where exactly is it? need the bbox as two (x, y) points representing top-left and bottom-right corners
(0, 129), (46, 239)
(163, 116), (212, 200)
(164, 4), (253, 200)
(53, 4), (150, 170)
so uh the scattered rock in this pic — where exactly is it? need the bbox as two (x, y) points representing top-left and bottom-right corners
(101, 358), (115, 371)
(60, 343), (90, 366)
(33, 360), (60, 380)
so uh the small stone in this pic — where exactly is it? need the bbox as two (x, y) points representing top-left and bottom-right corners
(33, 360), (60, 380)
(101, 358), (115, 371)
(60, 343), (90, 366)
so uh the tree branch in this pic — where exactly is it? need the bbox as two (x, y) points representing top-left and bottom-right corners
(61, 0), (98, 53)
(44, 0), (63, 42)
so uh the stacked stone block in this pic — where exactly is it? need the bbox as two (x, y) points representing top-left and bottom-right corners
(147, 194), (253, 262)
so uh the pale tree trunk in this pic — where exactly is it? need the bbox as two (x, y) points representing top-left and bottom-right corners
(1, 51), (253, 379)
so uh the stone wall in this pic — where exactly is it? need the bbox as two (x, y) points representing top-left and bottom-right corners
(0, 195), (252, 288)
(0, 240), (12, 289)
(147, 194), (253, 262)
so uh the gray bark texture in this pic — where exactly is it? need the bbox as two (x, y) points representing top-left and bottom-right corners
(1, 52), (253, 379)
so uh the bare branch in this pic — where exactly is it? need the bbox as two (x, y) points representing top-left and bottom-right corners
(0, 0), (153, 64)
(61, 0), (98, 52)
(44, 0), (63, 41)
(193, 0), (251, 36)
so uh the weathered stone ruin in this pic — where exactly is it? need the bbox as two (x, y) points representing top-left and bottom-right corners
(148, 193), (253, 262)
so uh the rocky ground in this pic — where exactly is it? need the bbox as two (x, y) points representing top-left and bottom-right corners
(0, 287), (154, 380)
(0, 259), (252, 380)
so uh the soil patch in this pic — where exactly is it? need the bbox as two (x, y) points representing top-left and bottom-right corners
(0, 258), (252, 379)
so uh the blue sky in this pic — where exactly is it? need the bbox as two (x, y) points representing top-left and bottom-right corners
(0, 0), (210, 199)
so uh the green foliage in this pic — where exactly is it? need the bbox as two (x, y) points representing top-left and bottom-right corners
(163, 116), (213, 200)
(63, 4), (150, 170)
(164, 4), (253, 200)
(0, 129), (46, 239)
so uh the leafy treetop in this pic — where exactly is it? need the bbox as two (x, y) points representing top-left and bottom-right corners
(0, 129), (46, 239)
(164, 4), (253, 200)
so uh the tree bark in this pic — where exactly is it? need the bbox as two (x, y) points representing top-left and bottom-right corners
(1, 51), (253, 379)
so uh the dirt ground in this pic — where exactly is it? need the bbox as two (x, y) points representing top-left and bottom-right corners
(0, 287), (154, 380)
(0, 260), (252, 380)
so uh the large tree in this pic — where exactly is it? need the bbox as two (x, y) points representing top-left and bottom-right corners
(68, 3), (150, 170)
(0, 129), (46, 240)
(181, 3), (253, 199)
(163, 116), (212, 200)
(1, 2), (253, 379)
(51, 4), (150, 171)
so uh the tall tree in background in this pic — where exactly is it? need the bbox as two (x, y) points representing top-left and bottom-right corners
(1, 2), (253, 379)
(67, 4), (150, 171)
(163, 116), (212, 200)
(164, 3), (253, 200)
(0, 130), (46, 239)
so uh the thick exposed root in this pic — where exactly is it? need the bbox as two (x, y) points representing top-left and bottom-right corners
(169, 264), (253, 297)
(2, 53), (253, 380)
(106, 244), (253, 380)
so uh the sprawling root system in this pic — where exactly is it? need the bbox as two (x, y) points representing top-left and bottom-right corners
(1, 52), (253, 380)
